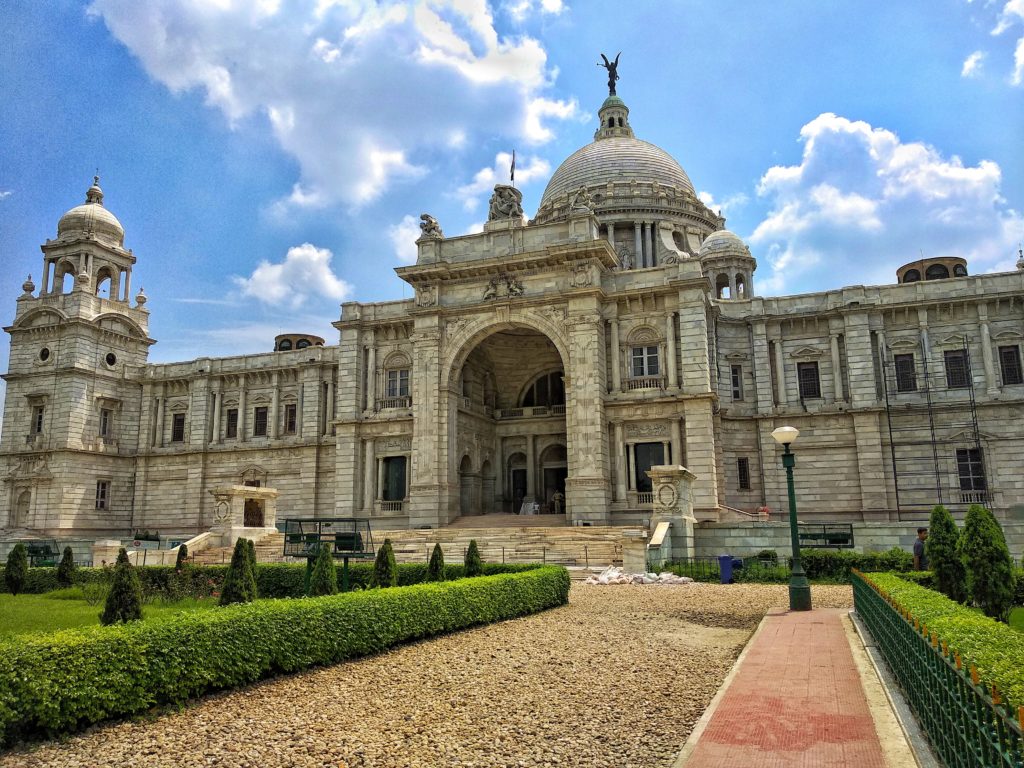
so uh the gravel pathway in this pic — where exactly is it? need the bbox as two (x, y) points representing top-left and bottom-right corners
(1, 583), (853, 768)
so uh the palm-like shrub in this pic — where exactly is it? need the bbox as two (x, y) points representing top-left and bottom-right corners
(464, 539), (483, 577)
(371, 539), (398, 588)
(219, 538), (257, 605)
(308, 542), (338, 596)
(927, 505), (967, 603)
(4, 543), (28, 596)
(426, 543), (446, 582)
(959, 504), (1016, 622)
(57, 545), (77, 588)
(100, 548), (143, 624)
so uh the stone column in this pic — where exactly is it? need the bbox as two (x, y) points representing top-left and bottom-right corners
(41, 259), (51, 294)
(670, 418), (683, 468)
(626, 443), (635, 490)
(682, 399), (720, 518)
(238, 375), (247, 442)
(377, 456), (386, 501)
(665, 312), (678, 388)
(830, 333), (844, 402)
(661, 440), (670, 464)
(211, 389), (222, 444)
(366, 344), (377, 411)
(609, 318), (621, 392)
(728, 272), (737, 300)
(270, 372), (280, 439)
(363, 439), (375, 512)
(123, 269), (132, 302)
(407, 319), (446, 528)
(978, 304), (997, 395)
(607, 222), (615, 248)
(634, 222), (643, 268)
(772, 334), (788, 407)
(644, 222), (654, 266)
(324, 379), (334, 435)
(155, 395), (165, 448)
(525, 434), (535, 500)
(614, 422), (627, 502)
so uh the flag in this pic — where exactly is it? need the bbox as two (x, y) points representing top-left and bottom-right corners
(510, 150), (516, 184)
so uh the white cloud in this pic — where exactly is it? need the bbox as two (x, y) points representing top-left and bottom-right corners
(991, 0), (1024, 84)
(88, 0), (578, 210)
(505, 0), (566, 22)
(697, 190), (748, 217)
(456, 151), (550, 210)
(389, 215), (422, 264)
(0, 190), (12, 200)
(750, 113), (1024, 294)
(962, 50), (986, 77)
(232, 243), (353, 308)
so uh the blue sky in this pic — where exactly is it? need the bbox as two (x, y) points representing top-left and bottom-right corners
(1, 0), (1022, 376)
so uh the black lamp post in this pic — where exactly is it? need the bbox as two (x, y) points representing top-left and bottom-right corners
(771, 425), (812, 611)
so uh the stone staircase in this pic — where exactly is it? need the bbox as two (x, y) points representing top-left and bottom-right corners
(190, 524), (645, 569)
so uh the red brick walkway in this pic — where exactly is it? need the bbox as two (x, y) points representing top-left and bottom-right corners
(682, 608), (887, 768)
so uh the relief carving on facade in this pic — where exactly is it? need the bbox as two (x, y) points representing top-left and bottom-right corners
(569, 264), (593, 288)
(380, 436), (412, 451)
(625, 422), (668, 438)
(483, 274), (524, 300)
(416, 284), (437, 307)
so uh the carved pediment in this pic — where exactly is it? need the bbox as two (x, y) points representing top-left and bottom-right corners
(887, 337), (919, 350)
(947, 430), (997, 442)
(627, 326), (660, 344)
(992, 329), (1023, 341)
(724, 352), (749, 361)
(789, 346), (825, 359)
(937, 334), (969, 348)
(168, 400), (189, 413)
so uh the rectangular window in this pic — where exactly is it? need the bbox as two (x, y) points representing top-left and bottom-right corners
(99, 408), (113, 438)
(633, 442), (665, 494)
(631, 346), (660, 377)
(737, 457), (751, 490)
(225, 408), (238, 439)
(382, 456), (408, 501)
(894, 353), (917, 393)
(95, 480), (110, 510)
(171, 413), (186, 442)
(731, 365), (744, 400)
(999, 345), (1023, 386)
(956, 448), (986, 492)
(253, 406), (269, 437)
(797, 361), (821, 399)
(31, 405), (45, 434)
(944, 349), (970, 389)
(283, 403), (297, 434)
(387, 369), (410, 398)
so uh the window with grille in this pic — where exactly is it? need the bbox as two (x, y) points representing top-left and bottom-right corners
(31, 405), (44, 435)
(284, 403), (297, 434)
(171, 413), (186, 442)
(631, 346), (659, 377)
(956, 448), (986, 491)
(797, 362), (821, 399)
(737, 457), (751, 490)
(894, 353), (917, 392)
(386, 369), (410, 398)
(99, 408), (113, 438)
(225, 409), (238, 438)
(253, 406), (269, 437)
(944, 349), (970, 389)
(731, 365), (743, 400)
(999, 345), (1023, 386)
(95, 480), (110, 510)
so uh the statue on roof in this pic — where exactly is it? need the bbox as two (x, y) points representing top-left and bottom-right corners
(418, 213), (444, 239)
(598, 52), (621, 96)
(488, 184), (524, 221)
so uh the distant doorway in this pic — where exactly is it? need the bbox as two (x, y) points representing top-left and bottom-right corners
(243, 498), (264, 527)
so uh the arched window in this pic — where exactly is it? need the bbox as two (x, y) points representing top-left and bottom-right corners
(95, 267), (114, 298)
(296, 339), (311, 349)
(902, 269), (921, 283)
(627, 327), (662, 381)
(278, 339), (293, 351)
(925, 264), (950, 280)
(735, 275), (747, 299)
(521, 371), (565, 407)
(953, 264), (968, 277)
(715, 274), (730, 299)
(383, 352), (411, 402)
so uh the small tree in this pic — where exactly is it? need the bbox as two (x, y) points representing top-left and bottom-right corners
(245, 538), (259, 600)
(927, 505), (967, 603)
(959, 504), (1016, 621)
(220, 538), (256, 606)
(371, 538), (398, 588)
(426, 543), (446, 582)
(174, 543), (189, 570)
(4, 543), (28, 596)
(308, 542), (338, 596)
(100, 548), (143, 625)
(464, 539), (483, 578)
(56, 545), (76, 588)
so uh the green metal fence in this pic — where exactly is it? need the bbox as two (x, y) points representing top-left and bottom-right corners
(852, 571), (1024, 767)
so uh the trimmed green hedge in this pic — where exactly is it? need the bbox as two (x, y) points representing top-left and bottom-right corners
(0, 566), (569, 745)
(864, 572), (1024, 707)
(0, 561), (538, 597)
(798, 548), (913, 581)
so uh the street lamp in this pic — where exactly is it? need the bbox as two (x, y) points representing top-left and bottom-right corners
(771, 425), (812, 611)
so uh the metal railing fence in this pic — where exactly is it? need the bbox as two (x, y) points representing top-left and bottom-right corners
(852, 571), (1024, 768)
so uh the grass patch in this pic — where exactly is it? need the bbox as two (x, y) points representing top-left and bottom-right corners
(0, 592), (215, 639)
(1011, 607), (1024, 633)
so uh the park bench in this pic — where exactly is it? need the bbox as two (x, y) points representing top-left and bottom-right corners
(797, 523), (854, 549)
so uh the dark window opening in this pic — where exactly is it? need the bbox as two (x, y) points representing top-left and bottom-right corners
(797, 361), (821, 399)
(738, 457), (751, 490)
(999, 345), (1023, 386)
(226, 409), (238, 439)
(634, 442), (665, 494)
(296, 339), (310, 349)
(253, 406), (269, 437)
(925, 264), (950, 280)
(31, 405), (44, 435)
(284, 403), (297, 434)
(902, 269), (921, 283)
(99, 408), (113, 438)
(631, 345), (659, 377)
(894, 353), (917, 392)
(953, 264), (968, 277)
(95, 480), (110, 510)
(278, 339), (292, 351)
(39, 348), (50, 361)
(944, 349), (970, 389)
(730, 365), (743, 400)
(956, 448), (986, 492)
(105, 352), (117, 366)
(382, 456), (407, 501)
(171, 413), (186, 442)
(521, 371), (565, 407)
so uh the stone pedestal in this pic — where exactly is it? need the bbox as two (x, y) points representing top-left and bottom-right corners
(208, 484), (280, 547)
(645, 465), (697, 562)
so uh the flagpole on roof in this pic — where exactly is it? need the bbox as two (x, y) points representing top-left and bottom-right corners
(510, 150), (516, 188)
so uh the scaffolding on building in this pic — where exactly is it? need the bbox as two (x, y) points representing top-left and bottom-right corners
(881, 341), (989, 521)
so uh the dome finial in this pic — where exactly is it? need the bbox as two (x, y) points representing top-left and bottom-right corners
(85, 175), (104, 206)
(598, 52), (621, 96)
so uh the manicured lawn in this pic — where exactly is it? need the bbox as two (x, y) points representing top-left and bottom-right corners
(1011, 607), (1024, 632)
(0, 588), (216, 638)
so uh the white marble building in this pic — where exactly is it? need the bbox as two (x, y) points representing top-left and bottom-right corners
(4, 91), (1024, 541)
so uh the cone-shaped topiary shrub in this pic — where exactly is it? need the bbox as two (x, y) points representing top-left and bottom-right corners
(308, 542), (338, 596)
(426, 543), (446, 582)
(56, 545), (76, 588)
(927, 505), (967, 603)
(220, 538), (256, 606)
(245, 538), (259, 600)
(100, 548), (143, 625)
(175, 543), (189, 570)
(371, 538), (398, 588)
(464, 539), (483, 578)
(4, 543), (28, 596)
(959, 504), (1016, 622)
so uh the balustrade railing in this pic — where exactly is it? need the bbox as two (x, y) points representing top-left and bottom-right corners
(379, 499), (404, 512)
(375, 395), (412, 411)
(624, 376), (665, 391)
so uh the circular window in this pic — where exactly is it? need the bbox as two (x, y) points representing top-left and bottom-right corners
(105, 352), (117, 366)
(39, 348), (50, 361)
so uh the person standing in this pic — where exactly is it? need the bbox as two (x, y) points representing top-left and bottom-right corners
(913, 527), (929, 570)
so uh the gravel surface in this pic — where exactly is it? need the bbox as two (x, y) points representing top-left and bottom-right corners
(1, 583), (853, 768)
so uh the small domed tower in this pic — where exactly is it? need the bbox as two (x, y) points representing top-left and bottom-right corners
(699, 229), (757, 300)
(0, 178), (153, 534)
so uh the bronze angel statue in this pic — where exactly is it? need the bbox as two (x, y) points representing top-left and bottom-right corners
(598, 52), (621, 96)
